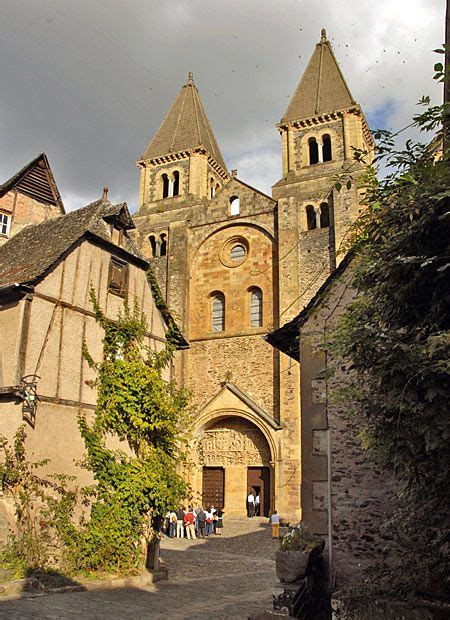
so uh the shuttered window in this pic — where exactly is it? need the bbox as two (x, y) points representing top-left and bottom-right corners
(250, 288), (263, 327)
(212, 293), (225, 332)
(108, 257), (129, 297)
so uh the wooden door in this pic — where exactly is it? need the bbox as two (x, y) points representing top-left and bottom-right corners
(247, 466), (271, 516)
(202, 467), (225, 509)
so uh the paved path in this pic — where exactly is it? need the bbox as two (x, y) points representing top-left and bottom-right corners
(0, 519), (283, 619)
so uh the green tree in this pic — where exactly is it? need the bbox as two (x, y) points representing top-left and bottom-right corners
(332, 98), (449, 596)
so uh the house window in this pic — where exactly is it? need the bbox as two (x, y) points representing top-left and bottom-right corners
(249, 287), (263, 327)
(306, 205), (317, 230)
(108, 257), (128, 297)
(211, 292), (225, 332)
(0, 212), (10, 237)
(230, 196), (240, 215)
(322, 134), (332, 161)
(308, 138), (319, 165)
(320, 202), (330, 228)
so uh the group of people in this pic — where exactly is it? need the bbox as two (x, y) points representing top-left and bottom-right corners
(246, 489), (261, 517)
(164, 506), (224, 539)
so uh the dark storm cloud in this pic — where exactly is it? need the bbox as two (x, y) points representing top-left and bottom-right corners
(0, 0), (444, 211)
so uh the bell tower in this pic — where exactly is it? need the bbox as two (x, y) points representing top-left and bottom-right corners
(136, 72), (228, 214)
(273, 29), (374, 308)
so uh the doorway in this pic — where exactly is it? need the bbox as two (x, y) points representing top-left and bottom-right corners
(247, 466), (270, 516)
(202, 467), (225, 509)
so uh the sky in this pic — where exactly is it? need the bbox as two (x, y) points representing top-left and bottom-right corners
(0, 0), (445, 213)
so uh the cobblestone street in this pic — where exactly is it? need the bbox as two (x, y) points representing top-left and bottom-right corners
(0, 519), (282, 619)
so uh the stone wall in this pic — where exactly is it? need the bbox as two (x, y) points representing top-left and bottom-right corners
(332, 593), (450, 619)
(299, 261), (400, 587)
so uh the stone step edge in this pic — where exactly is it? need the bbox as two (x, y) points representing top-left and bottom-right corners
(0, 567), (167, 600)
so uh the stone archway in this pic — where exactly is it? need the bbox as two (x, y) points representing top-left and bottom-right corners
(193, 416), (273, 517)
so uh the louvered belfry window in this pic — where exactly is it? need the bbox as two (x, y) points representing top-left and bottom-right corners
(212, 293), (225, 332)
(108, 257), (129, 297)
(250, 288), (263, 327)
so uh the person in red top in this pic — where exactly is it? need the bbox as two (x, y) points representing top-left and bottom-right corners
(183, 507), (196, 539)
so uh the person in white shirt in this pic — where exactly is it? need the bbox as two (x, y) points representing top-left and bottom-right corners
(247, 491), (255, 517)
(255, 493), (260, 516)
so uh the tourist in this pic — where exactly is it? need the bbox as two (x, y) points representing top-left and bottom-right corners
(176, 507), (185, 538)
(197, 506), (206, 538)
(183, 508), (196, 539)
(270, 510), (280, 539)
(247, 490), (255, 517)
(194, 505), (202, 536)
(205, 508), (213, 536)
(255, 493), (260, 516)
(168, 509), (177, 538)
(210, 505), (217, 534)
(215, 507), (224, 534)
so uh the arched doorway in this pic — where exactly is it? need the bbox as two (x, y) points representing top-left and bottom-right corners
(195, 416), (273, 517)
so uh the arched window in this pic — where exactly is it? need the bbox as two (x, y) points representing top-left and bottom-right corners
(160, 233), (167, 256)
(306, 205), (317, 230)
(210, 177), (215, 199)
(320, 203), (330, 228)
(230, 196), (240, 216)
(249, 288), (263, 327)
(211, 292), (225, 332)
(149, 235), (159, 257)
(162, 173), (169, 198)
(173, 171), (180, 196)
(322, 134), (332, 162)
(308, 138), (319, 165)
(215, 183), (220, 195)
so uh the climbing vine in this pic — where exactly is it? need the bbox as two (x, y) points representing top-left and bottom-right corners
(76, 289), (190, 572)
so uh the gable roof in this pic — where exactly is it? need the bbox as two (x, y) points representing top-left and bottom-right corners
(0, 153), (65, 213)
(200, 381), (281, 431)
(264, 252), (355, 360)
(0, 199), (144, 289)
(281, 29), (356, 123)
(142, 72), (228, 172)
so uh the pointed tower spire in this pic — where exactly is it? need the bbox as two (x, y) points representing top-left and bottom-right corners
(281, 29), (355, 123)
(142, 73), (227, 172)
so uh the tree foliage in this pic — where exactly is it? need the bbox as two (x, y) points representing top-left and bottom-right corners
(332, 99), (449, 595)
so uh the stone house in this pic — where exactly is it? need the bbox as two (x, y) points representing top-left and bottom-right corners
(265, 254), (399, 587)
(132, 30), (374, 519)
(0, 153), (64, 245)
(0, 190), (186, 538)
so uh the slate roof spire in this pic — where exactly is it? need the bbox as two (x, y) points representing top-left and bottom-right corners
(281, 29), (356, 123)
(142, 72), (228, 172)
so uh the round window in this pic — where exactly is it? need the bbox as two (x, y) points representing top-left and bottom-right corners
(230, 244), (246, 262)
(220, 235), (249, 267)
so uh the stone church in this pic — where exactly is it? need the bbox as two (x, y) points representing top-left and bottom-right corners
(133, 30), (374, 520)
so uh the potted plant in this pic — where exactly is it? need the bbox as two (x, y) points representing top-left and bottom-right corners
(275, 522), (324, 583)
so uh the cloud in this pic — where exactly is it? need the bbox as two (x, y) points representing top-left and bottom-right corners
(0, 0), (445, 207)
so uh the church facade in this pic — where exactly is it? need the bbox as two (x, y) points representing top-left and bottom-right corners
(133, 30), (374, 520)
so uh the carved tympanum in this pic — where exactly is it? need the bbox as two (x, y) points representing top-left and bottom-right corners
(199, 427), (270, 466)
